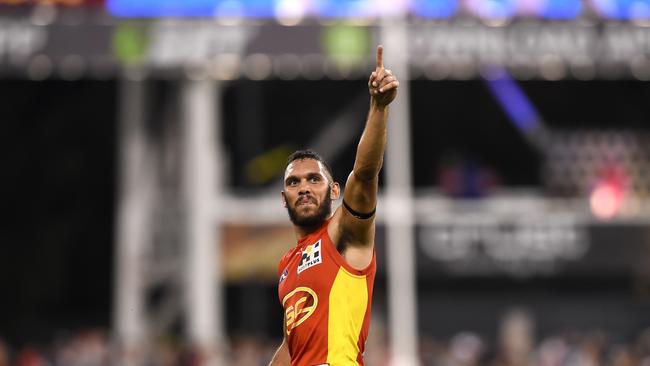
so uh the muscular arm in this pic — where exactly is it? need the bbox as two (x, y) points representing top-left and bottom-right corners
(345, 96), (389, 212)
(330, 45), (399, 268)
(268, 338), (290, 366)
(352, 46), (396, 184)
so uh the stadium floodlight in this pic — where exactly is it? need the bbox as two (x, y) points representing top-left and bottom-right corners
(411, 0), (459, 18)
(537, 0), (582, 19)
(107, 0), (277, 18)
(465, 0), (519, 19)
(590, 0), (650, 20)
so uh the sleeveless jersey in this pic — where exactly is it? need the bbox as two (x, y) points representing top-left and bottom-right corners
(277, 219), (376, 366)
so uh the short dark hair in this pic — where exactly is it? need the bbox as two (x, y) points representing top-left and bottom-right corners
(286, 149), (334, 180)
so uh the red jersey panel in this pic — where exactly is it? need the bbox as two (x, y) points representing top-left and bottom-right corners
(277, 219), (376, 366)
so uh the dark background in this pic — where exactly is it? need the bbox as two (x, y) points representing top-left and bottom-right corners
(1, 80), (116, 344)
(3, 78), (650, 345)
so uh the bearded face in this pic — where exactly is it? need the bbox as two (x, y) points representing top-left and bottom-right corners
(282, 159), (337, 230)
(286, 185), (332, 228)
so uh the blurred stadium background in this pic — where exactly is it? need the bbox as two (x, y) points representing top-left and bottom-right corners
(2, 0), (650, 365)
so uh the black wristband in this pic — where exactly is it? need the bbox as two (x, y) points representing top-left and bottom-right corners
(342, 200), (376, 220)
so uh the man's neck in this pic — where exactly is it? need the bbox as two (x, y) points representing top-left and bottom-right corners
(293, 212), (334, 241)
(293, 222), (323, 241)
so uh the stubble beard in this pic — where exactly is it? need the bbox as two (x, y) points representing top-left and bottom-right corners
(286, 186), (332, 230)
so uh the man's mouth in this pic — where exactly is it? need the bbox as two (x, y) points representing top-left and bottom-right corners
(297, 197), (316, 206)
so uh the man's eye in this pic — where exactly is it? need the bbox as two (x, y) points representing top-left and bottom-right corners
(310, 177), (319, 183)
(288, 180), (298, 186)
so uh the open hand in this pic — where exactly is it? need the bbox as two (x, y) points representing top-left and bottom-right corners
(368, 45), (399, 107)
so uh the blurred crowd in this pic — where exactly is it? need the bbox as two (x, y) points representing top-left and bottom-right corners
(415, 328), (650, 366)
(1, 324), (650, 366)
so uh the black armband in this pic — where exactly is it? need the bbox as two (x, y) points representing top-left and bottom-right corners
(342, 200), (376, 220)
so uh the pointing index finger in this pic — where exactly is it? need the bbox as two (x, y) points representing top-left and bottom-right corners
(376, 45), (383, 69)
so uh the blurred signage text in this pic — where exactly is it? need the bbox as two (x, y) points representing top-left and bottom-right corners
(418, 216), (589, 277)
(0, 20), (46, 63)
(4, 17), (650, 79)
(147, 21), (253, 67)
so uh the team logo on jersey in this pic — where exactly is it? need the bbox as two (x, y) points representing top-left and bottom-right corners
(282, 287), (318, 335)
(279, 268), (288, 283)
(297, 240), (322, 274)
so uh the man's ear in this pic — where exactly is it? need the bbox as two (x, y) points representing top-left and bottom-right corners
(281, 191), (287, 207)
(330, 182), (341, 200)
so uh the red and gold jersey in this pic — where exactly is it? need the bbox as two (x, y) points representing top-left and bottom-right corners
(277, 219), (376, 366)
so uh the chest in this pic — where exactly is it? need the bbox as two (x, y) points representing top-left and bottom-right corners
(278, 238), (339, 302)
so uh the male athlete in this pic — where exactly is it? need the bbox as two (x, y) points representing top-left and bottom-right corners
(268, 45), (399, 366)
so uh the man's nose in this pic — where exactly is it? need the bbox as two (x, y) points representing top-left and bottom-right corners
(298, 180), (311, 194)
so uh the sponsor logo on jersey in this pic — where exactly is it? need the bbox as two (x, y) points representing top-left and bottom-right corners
(279, 267), (288, 283)
(297, 240), (322, 274)
(282, 287), (318, 336)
